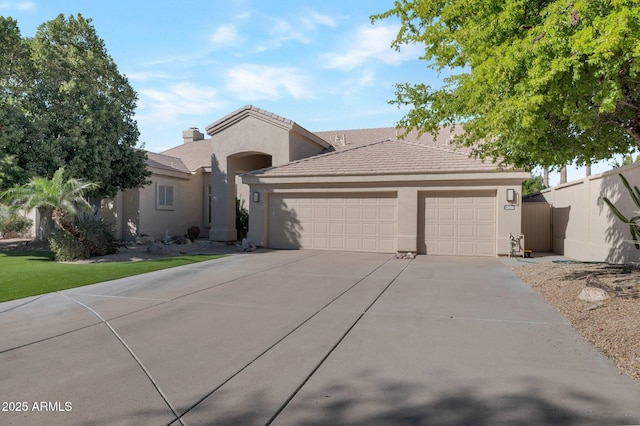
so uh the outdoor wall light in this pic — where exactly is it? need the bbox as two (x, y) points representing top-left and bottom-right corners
(252, 192), (260, 203)
(506, 188), (515, 202)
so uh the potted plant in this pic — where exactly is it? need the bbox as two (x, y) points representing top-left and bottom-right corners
(236, 198), (249, 240)
(186, 226), (200, 242)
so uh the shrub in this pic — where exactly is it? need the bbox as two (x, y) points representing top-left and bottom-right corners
(4, 215), (33, 236)
(49, 210), (117, 261)
(0, 205), (33, 237)
(236, 198), (249, 240)
(49, 228), (88, 261)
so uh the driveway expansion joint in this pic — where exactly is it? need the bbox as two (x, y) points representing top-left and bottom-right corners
(59, 293), (185, 426)
(265, 257), (415, 425)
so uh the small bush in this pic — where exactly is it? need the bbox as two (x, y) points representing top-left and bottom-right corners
(4, 215), (33, 236)
(0, 205), (8, 232)
(0, 205), (33, 237)
(49, 210), (117, 261)
(49, 228), (88, 261)
(76, 210), (117, 256)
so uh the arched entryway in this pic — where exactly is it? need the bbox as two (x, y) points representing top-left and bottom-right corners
(210, 151), (271, 241)
(205, 105), (331, 242)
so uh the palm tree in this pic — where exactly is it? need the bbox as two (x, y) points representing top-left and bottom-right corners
(1, 167), (97, 244)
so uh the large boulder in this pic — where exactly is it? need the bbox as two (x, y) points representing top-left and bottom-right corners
(147, 242), (168, 255)
(578, 287), (609, 302)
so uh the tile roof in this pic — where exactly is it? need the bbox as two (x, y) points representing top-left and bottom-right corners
(145, 151), (191, 174)
(314, 126), (470, 152)
(205, 105), (294, 136)
(149, 104), (479, 177)
(161, 139), (212, 171)
(245, 139), (499, 178)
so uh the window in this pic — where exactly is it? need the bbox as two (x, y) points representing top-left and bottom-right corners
(157, 184), (174, 210)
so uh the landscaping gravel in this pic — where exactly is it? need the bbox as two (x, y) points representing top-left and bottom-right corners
(512, 261), (640, 383)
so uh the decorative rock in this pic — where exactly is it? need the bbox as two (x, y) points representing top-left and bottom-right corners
(395, 252), (417, 259)
(147, 242), (168, 255)
(171, 235), (189, 245)
(137, 235), (155, 245)
(578, 287), (609, 302)
(236, 238), (256, 252)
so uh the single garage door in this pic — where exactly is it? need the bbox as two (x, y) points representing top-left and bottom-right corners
(268, 193), (397, 253)
(421, 192), (496, 256)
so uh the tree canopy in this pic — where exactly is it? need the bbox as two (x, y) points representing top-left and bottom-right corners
(373, 0), (640, 169)
(522, 173), (545, 195)
(0, 14), (149, 196)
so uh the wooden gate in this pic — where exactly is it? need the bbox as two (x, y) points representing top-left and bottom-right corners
(522, 202), (552, 251)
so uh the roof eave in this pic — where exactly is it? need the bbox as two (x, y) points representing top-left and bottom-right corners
(205, 105), (294, 136)
(243, 171), (531, 185)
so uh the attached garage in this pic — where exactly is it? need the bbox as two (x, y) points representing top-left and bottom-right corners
(243, 138), (529, 257)
(268, 193), (397, 253)
(420, 192), (496, 256)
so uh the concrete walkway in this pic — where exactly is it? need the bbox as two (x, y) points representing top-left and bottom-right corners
(1, 251), (640, 425)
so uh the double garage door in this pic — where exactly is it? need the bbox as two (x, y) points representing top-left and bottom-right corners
(268, 193), (397, 253)
(267, 191), (496, 256)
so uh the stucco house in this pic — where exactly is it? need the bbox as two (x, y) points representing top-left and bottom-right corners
(107, 105), (529, 256)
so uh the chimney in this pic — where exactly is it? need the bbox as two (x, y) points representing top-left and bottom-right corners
(182, 127), (204, 144)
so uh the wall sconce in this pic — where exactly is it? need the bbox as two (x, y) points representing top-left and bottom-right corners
(252, 192), (260, 203)
(506, 188), (515, 202)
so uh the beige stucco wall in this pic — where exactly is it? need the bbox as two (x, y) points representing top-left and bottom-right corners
(138, 171), (206, 241)
(289, 125), (331, 161)
(244, 172), (528, 256)
(528, 162), (640, 262)
(104, 168), (209, 241)
(208, 114), (328, 241)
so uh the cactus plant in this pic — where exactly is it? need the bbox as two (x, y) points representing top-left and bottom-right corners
(603, 174), (640, 249)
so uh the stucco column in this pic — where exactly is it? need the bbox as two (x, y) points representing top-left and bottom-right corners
(396, 187), (419, 252)
(246, 187), (266, 246)
(210, 155), (238, 241)
(496, 185), (522, 255)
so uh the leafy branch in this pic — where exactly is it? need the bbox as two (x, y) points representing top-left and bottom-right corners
(603, 173), (640, 249)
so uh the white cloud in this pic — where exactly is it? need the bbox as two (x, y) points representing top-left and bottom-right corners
(304, 10), (336, 28)
(0, 2), (35, 11)
(210, 24), (240, 47)
(356, 69), (376, 87)
(326, 69), (378, 99)
(137, 82), (225, 123)
(322, 24), (421, 71)
(252, 9), (337, 52)
(226, 64), (314, 101)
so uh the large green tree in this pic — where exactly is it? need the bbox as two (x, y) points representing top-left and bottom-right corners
(373, 0), (640, 169)
(0, 17), (31, 189)
(0, 14), (149, 196)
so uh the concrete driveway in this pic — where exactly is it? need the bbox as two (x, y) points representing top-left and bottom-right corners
(2, 251), (640, 425)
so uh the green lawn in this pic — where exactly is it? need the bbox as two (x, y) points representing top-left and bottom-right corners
(0, 250), (224, 303)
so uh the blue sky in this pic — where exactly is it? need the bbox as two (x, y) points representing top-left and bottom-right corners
(2, 0), (614, 185)
(2, 0), (433, 153)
